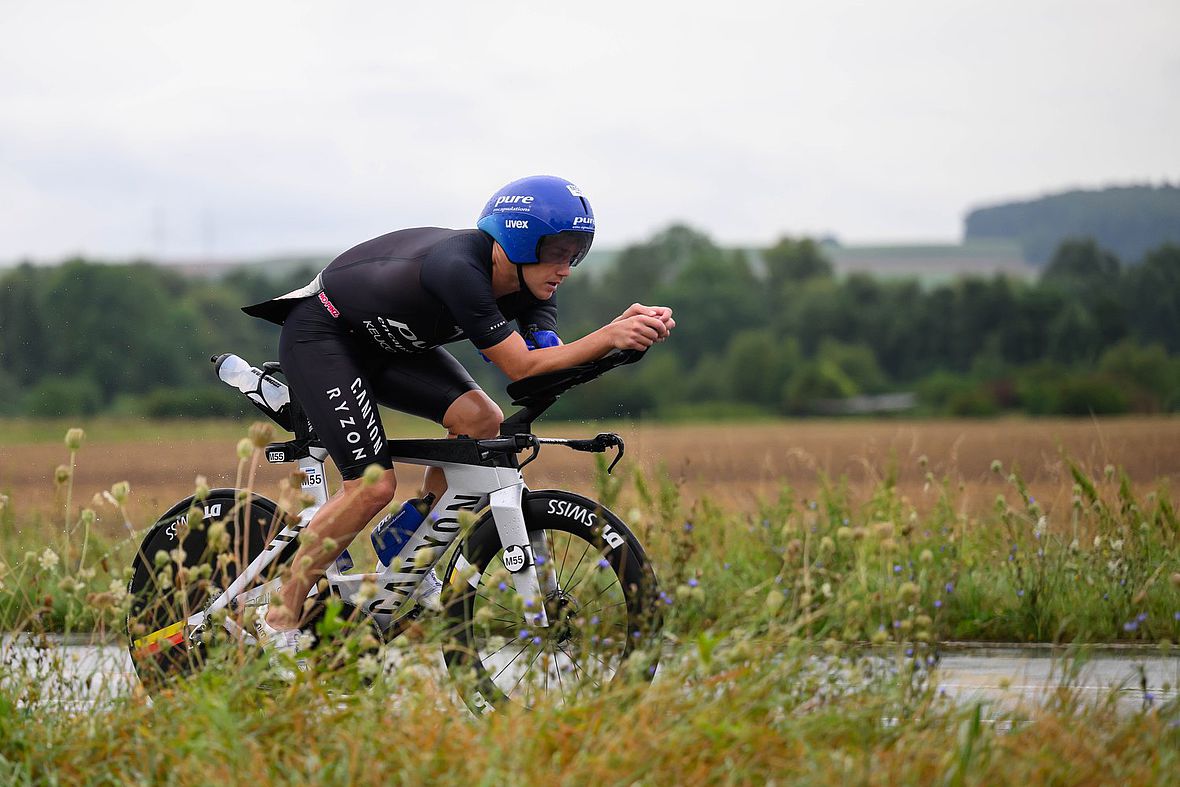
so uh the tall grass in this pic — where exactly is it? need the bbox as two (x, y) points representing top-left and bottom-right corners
(0, 426), (1178, 784)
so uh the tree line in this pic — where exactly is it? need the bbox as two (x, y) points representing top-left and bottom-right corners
(1, 228), (1178, 421)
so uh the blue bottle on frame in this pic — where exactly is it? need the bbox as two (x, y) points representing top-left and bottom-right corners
(372, 493), (437, 568)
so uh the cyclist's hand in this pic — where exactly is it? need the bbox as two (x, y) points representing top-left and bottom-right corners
(608, 314), (668, 350)
(613, 303), (676, 335)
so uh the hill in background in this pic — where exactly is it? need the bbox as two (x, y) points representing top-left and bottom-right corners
(964, 183), (1180, 265)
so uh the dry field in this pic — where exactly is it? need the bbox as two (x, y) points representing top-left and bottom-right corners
(2, 416), (1178, 536)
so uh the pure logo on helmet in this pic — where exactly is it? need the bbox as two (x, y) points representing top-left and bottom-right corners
(572, 216), (594, 226)
(494, 195), (535, 207)
(505, 219), (529, 229)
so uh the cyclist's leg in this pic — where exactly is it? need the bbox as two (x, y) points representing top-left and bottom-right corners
(364, 347), (502, 500)
(269, 301), (397, 629)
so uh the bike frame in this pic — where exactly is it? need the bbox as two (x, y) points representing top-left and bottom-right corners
(188, 441), (561, 645)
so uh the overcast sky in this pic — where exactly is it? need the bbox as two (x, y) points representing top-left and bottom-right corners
(2, 0), (1177, 262)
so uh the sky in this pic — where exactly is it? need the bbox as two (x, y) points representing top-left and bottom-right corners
(2, 0), (1177, 262)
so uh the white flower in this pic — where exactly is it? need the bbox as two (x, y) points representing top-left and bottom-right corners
(1110, 539), (1123, 552)
(296, 632), (316, 652)
(1033, 516), (1047, 539)
(39, 548), (60, 571)
(356, 654), (380, 677)
(354, 579), (379, 606)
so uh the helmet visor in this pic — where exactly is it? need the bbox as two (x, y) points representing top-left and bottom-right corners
(537, 231), (593, 267)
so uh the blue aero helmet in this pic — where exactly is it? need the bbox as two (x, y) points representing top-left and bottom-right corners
(477, 175), (595, 266)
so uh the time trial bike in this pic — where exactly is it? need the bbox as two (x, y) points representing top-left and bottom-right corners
(126, 348), (663, 714)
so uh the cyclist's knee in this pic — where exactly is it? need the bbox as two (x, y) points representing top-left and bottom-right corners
(343, 467), (396, 512)
(444, 391), (503, 439)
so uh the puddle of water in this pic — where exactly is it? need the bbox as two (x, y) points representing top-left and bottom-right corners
(4, 636), (1177, 718)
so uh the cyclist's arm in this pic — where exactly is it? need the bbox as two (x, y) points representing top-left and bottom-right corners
(482, 313), (667, 381)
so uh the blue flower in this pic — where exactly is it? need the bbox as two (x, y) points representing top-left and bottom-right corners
(498, 582), (508, 591)
(894, 565), (902, 574)
(934, 599), (943, 609)
(1017, 589), (1024, 597)
(684, 522), (694, 533)
(1137, 612), (1147, 622)
(688, 578), (699, 587)
(598, 559), (610, 569)
(518, 629), (531, 639)
(945, 583), (954, 593)
(1124, 621), (1138, 632)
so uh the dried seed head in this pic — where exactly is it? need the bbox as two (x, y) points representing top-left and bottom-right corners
(54, 465), (72, 486)
(194, 476), (210, 500)
(897, 582), (921, 604)
(362, 464), (384, 486)
(110, 481), (130, 505)
(64, 428), (85, 451)
(236, 438), (254, 460)
(765, 589), (785, 615)
(248, 422), (274, 449)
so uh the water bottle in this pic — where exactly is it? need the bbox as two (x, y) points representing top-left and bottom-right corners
(215, 353), (291, 413)
(372, 493), (436, 568)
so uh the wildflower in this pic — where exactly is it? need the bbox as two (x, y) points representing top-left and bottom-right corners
(920, 549), (933, 563)
(871, 629), (889, 645)
(79, 508), (96, 528)
(1104, 464), (1115, 480)
(820, 536), (834, 552)
(236, 438), (253, 460)
(1124, 621), (1138, 632)
(1110, 539), (1124, 552)
(354, 579), (378, 605)
(1137, 612), (1148, 623)
(934, 599), (942, 608)
(110, 482), (130, 506)
(194, 475), (210, 500)
(897, 582), (920, 603)
(765, 589), (785, 615)
(64, 428), (85, 451)
(1093, 535), (1103, 548)
(683, 522), (693, 533)
(945, 582), (954, 593)
(1017, 589), (1024, 598)
(990, 459), (1002, 474)
(872, 522), (894, 539)
(248, 421), (274, 449)
(918, 454), (928, 468)
(1033, 516), (1047, 539)
(39, 548), (60, 571)
(836, 527), (852, 541)
(54, 465), (72, 485)
(356, 654), (380, 678)
(676, 584), (692, 601)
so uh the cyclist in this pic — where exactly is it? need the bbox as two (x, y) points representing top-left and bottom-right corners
(241, 175), (675, 663)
